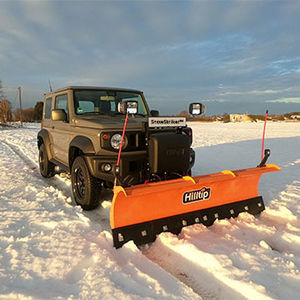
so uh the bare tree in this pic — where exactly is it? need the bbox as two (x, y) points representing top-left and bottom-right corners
(13, 108), (35, 122)
(13, 108), (22, 121)
(22, 108), (35, 122)
(33, 101), (43, 121)
(0, 99), (13, 123)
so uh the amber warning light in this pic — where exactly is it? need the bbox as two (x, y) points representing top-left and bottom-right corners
(102, 134), (110, 140)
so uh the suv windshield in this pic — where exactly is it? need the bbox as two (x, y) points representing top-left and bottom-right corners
(73, 89), (148, 116)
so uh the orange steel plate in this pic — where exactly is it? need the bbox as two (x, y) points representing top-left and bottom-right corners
(110, 164), (280, 229)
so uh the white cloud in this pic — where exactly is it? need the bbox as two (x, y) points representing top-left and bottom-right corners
(218, 89), (286, 96)
(201, 99), (226, 103)
(266, 97), (300, 104)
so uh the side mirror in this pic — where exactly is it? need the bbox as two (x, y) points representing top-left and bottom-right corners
(52, 109), (67, 121)
(118, 101), (138, 114)
(150, 110), (159, 117)
(189, 103), (206, 115)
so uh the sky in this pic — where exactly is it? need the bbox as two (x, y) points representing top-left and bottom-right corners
(0, 0), (300, 115)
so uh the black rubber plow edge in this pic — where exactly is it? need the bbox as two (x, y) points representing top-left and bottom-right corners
(112, 196), (265, 248)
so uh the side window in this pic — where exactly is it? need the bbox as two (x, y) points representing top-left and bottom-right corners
(44, 97), (52, 119)
(55, 94), (69, 120)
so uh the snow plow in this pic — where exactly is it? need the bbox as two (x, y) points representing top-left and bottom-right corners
(111, 103), (280, 248)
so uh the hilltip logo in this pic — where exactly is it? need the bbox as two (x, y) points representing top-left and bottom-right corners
(182, 187), (211, 204)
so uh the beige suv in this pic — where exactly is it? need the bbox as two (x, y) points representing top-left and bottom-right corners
(38, 86), (197, 209)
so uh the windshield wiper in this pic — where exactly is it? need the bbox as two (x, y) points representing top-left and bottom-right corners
(131, 113), (147, 117)
(112, 112), (147, 117)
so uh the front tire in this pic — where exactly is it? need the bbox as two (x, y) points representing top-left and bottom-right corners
(71, 156), (100, 210)
(39, 143), (55, 178)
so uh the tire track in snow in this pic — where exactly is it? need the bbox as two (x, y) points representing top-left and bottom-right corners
(142, 228), (274, 300)
(0, 139), (39, 173)
(142, 236), (227, 300)
(143, 241), (219, 300)
(0, 139), (73, 200)
(0, 138), (115, 232)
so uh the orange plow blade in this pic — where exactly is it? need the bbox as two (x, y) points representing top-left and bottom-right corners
(111, 164), (280, 248)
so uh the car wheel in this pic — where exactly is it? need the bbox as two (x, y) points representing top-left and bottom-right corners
(71, 156), (100, 210)
(39, 143), (55, 178)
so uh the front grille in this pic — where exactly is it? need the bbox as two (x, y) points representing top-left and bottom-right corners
(126, 131), (145, 151)
(101, 131), (146, 152)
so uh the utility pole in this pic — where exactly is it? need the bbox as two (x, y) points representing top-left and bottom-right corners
(18, 86), (23, 127)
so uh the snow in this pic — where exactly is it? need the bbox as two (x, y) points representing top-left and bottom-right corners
(0, 121), (299, 299)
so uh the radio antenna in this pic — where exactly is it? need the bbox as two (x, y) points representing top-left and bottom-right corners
(48, 80), (53, 92)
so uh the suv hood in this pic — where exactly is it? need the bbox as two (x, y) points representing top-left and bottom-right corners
(74, 115), (147, 130)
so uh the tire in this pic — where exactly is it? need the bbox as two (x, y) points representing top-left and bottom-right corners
(71, 156), (100, 210)
(39, 143), (55, 178)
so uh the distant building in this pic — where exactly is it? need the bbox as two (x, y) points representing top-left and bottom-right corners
(229, 114), (252, 122)
(290, 115), (300, 120)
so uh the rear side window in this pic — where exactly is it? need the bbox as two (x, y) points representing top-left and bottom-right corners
(55, 94), (69, 120)
(44, 97), (52, 119)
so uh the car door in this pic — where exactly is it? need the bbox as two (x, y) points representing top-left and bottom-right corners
(41, 96), (56, 156)
(51, 93), (73, 165)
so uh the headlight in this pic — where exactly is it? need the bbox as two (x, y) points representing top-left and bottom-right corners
(110, 134), (126, 150)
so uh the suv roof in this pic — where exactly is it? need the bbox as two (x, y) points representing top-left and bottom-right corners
(45, 86), (143, 96)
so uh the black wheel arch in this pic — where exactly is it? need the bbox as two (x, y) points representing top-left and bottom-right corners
(69, 136), (95, 169)
(37, 129), (53, 161)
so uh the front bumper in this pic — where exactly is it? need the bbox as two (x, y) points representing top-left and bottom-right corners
(85, 148), (195, 185)
(84, 151), (147, 185)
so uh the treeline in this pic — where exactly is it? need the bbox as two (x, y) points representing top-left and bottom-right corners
(177, 110), (224, 122)
(248, 112), (300, 121)
(177, 110), (300, 122)
(0, 99), (43, 123)
(0, 80), (44, 123)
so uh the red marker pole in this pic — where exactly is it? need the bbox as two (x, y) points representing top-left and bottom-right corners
(261, 110), (268, 161)
(114, 113), (129, 186)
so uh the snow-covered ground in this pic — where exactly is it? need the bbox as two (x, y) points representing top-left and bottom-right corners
(0, 122), (299, 299)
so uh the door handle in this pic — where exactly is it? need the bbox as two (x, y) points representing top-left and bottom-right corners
(52, 126), (55, 129)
